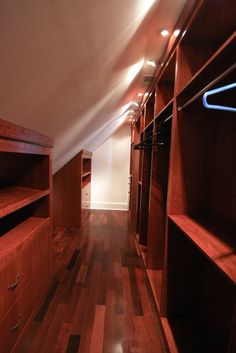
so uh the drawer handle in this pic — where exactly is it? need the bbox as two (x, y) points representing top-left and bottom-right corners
(10, 314), (23, 333)
(8, 274), (21, 291)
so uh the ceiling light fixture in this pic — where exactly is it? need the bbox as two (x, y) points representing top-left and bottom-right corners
(161, 29), (170, 37)
(174, 29), (180, 37)
(146, 60), (156, 68)
(137, 92), (143, 97)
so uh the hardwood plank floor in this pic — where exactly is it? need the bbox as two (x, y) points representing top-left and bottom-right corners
(15, 210), (167, 353)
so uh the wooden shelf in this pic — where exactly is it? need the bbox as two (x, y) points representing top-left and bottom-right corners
(147, 269), (163, 311)
(177, 32), (236, 100)
(0, 186), (49, 219)
(0, 217), (50, 258)
(82, 171), (91, 178)
(169, 214), (236, 284)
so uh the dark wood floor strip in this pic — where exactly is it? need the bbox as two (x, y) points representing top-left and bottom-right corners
(65, 335), (81, 353)
(34, 280), (60, 321)
(67, 249), (80, 270)
(128, 267), (144, 316)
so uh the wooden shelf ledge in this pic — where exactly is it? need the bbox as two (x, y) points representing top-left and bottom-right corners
(82, 171), (91, 178)
(0, 186), (49, 218)
(169, 214), (236, 284)
(0, 217), (50, 257)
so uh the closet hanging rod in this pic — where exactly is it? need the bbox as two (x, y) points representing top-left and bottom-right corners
(177, 63), (236, 111)
(156, 114), (173, 134)
(162, 113), (173, 123)
(133, 142), (165, 150)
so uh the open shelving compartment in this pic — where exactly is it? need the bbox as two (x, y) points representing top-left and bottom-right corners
(176, 0), (235, 94)
(138, 123), (153, 247)
(130, 117), (141, 226)
(145, 90), (155, 128)
(155, 52), (176, 116)
(0, 151), (51, 239)
(166, 218), (235, 353)
(146, 101), (173, 310)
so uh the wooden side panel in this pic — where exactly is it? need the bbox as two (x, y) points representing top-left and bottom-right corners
(139, 150), (152, 245)
(53, 154), (82, 228)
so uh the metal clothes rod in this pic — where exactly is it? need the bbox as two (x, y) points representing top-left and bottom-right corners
(178, 63), (236, 111)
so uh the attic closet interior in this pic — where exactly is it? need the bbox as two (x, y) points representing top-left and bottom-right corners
(0, 1), (235, 353)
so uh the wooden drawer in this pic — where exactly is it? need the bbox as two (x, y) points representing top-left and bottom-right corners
(0, 261), (49, 353)
(0, 218), (50, 321)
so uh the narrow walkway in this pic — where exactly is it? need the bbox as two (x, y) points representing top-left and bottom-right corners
(16, 210), (166, 353)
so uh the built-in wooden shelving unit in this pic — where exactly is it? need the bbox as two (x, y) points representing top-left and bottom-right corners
(0, 118), (53, 353)
(129, 1), (236, 352)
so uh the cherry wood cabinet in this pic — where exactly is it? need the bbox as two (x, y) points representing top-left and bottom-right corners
(129, 1), (236, 352)
(53, 149), (92, 228)
(0, 118), (53, 353)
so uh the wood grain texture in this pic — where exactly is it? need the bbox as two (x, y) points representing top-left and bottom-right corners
(0, 186), (49, 218)
(14, 210), (167, 353)
(139, 149), (152, 245)
(53, 150), (92, 229)
(0, 118), (53, 148)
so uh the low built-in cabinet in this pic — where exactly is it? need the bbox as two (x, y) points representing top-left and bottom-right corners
(53, 149), (92, 228)
(0, 119), (53, 353)
(129, 1), (236, 352)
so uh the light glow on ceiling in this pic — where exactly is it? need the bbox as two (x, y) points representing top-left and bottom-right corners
(119, 102), (132, 116)
(136, 0), (157, 20)
(125, 59), (144, 84)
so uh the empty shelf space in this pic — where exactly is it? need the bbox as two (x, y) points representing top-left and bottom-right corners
(0, 186), (49, 218)
(169, 214), (236, 284)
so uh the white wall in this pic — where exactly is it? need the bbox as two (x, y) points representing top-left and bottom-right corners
(91, 124), (131, 210)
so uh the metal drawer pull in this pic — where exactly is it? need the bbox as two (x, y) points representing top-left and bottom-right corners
(10, 314), (23, 333)
(8, 274), (21, 290)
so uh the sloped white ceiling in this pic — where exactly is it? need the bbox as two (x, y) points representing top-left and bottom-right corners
(0, 0), (188, 172)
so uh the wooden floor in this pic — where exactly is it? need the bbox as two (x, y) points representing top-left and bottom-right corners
(15, 210), (167, 353)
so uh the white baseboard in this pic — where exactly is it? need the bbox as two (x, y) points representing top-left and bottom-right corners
(90, 201), (128, 211)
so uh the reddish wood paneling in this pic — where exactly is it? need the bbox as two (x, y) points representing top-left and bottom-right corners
(53, 150), (92, 229)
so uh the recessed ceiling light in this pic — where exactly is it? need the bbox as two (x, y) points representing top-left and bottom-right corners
(146, 60), (156, 68)
(174, 29), (180, 37)
(137, 92), (143, 97)
(129, 110), (136, 114)
(161, 29), (170, 37)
